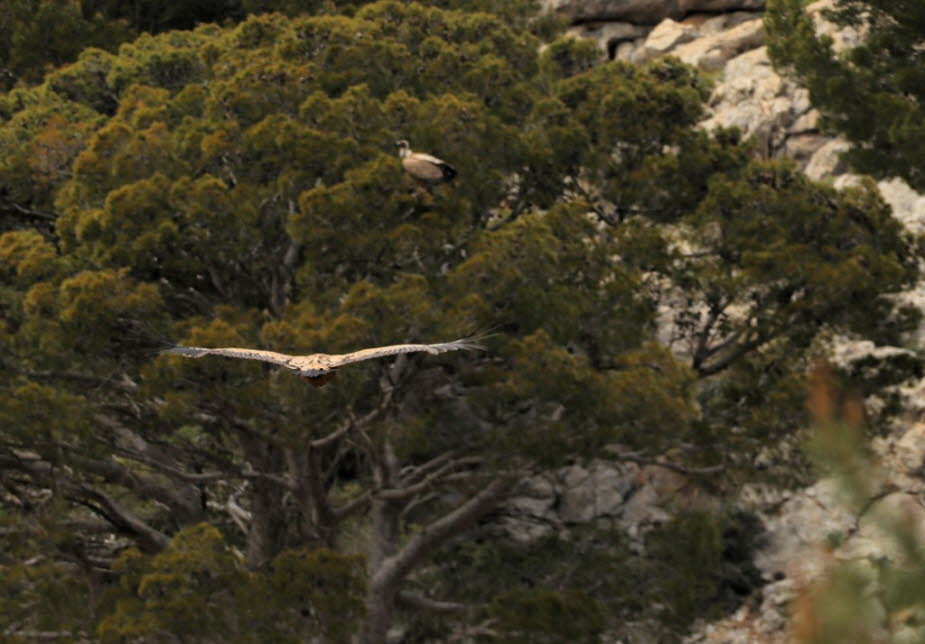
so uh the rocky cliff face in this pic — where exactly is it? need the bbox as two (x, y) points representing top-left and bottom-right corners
(552, 0), (924, 231)
(544, 0), (765, 25)
(500, 2), (925, 641)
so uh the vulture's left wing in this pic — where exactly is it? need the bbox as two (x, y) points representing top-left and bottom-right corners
(331, 338), (483, 367)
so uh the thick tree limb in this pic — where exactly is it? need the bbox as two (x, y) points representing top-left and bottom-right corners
(311, 388), (394, 449)
(0, 198), (60, 221)
(690, 299), (730, 370)
(310, 419), (353, 449)
(75, 486), (169, 552)
(118, 447), (295, 490)
(4, 364), (138, 393)
(361, 476), (511, 644)
(372, 476), (510, 590)
(695, 333), (767, 376)
(71, 454), (204, 522)
(5, 444), (171, 553)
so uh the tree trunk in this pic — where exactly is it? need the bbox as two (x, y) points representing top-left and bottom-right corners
(361, 438), (403, 643)
(246, 475), (287, 568)
(360, 573), (399, 644)
(239, 433), (288, 568)
(358, 476), (510, 643)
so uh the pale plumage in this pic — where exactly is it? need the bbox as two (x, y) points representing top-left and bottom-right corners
(395, 140), (457, 184)
(163, 338), (482, 386)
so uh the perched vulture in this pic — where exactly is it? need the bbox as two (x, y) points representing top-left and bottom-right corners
(395, 140), (457, 185)
(162, 338), (482, 387)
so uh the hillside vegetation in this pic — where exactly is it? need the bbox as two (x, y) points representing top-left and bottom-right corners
(0, 0), (921, 640)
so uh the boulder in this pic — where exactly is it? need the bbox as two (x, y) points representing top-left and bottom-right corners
(496, 516), (558, 543)
(782, 133), (828, 167)
(877, 178), (925, 234)
(671, 18), (765, 70)
(804, 138), (851, 180)
(701, 47), (799, 154)
(558, 461), (636, 523)
(641, 18), (698, 58)
(614, 39), (643, 61)
(892, 422), (925, 474)
(618, 484), (671, 538)
(754, 477), (857, 581)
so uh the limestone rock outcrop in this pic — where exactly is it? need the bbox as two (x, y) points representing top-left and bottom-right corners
(688, 423), (925, 643)
(544, 1), (925, 641)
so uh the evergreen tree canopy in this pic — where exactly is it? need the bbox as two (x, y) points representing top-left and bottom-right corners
(767, 0), (925, 191)
(0, 1), (920, 640)
(0, 0), (554, 92)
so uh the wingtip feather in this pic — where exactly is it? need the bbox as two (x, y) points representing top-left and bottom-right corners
(162, 345), (207, 358)
(439, 337), (487, 353)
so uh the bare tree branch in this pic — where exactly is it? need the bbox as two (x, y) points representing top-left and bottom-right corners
(398, 591), (468, 613)
(0, 197), (60, 221)
(399, 492), (438, 521)
(226, 487), (252, 535)
(117, 447), (295, 491)
(447, 619), (499, 642)
(695, 333), (767, 376)
(3, 363), (138, 393)
(71, 454), (205, 521)
(690, 298), (730, 371)
(380, 456), (480, 502)
(310, 421), (353, 449)
(75, 487), (170, 552)
(333, 490), (372, 521)
(3, 631), (87, 640)
(399, 451), (458, 484)
(617, 452), (725, 476)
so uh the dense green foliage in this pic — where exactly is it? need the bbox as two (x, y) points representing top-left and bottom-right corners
(415, 511), (762, 641)
(767, 0), (925, 190)
(0, 0), (555, 92)
(97, 525), (364, 642)
(0, 0), (921, 640)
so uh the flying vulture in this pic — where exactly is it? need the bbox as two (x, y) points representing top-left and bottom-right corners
(163, 338), (482, 387)
(396, 140), (457, 185)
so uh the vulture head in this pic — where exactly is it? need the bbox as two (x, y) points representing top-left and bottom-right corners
(395, 139), (457, 184)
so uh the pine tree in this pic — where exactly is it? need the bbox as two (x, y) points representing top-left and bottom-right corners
(767, 0), (925, 190)
(0, 2), (920, 640)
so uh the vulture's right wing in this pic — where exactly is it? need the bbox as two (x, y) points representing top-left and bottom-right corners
(163, 345), (298, 368)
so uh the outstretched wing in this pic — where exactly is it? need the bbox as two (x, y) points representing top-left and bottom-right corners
(331, 337), (483, 367)
(163, 345), (298, 368)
